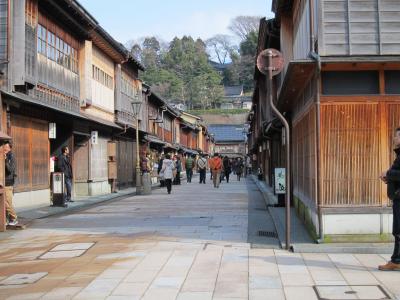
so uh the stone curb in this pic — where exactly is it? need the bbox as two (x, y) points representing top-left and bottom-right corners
(250, 175), (393, 254)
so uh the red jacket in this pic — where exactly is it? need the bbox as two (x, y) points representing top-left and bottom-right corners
(209, 157), (222, 171)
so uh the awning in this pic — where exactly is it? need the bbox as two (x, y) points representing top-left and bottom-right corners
(277, 60), (316, 111)
(164, 142), (178, 150)
(145, 135), (166, 146)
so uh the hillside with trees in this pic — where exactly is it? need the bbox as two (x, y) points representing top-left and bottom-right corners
(128, 16), (261, 110)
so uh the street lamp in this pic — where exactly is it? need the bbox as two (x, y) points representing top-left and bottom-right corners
(131, 100), (142, 195)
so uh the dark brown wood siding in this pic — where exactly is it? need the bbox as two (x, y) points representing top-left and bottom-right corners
(293, 105), (317, 209)
(11, 114), (49, 192)
(117, 139), (136, 189)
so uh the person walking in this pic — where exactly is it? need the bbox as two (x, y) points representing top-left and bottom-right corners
(209, 153), (222, 188)
(185, 154), (194, 183)
(197, 155), (208, 184)
(161, 154), (175, 194)
(223, 156), (231, 183)
(58, 146), (73, 206)
(4, 141), (18, 225)
(173, 155), (182, 185)
(379, 127), (400, 271)
(236, 159), (244, 181)
(158, 154), (165, 187)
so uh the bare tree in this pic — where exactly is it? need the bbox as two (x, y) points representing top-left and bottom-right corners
(206, 34), (236, 64)
(228, 16), (262, 40)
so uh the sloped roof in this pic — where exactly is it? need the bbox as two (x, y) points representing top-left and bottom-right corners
(208, 124), (246, 142)
(224, 85), (243, 97)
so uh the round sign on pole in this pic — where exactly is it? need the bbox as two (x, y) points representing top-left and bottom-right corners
(256, 48), (284, 77)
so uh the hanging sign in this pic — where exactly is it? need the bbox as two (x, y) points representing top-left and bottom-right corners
(49, 123), (56, 139)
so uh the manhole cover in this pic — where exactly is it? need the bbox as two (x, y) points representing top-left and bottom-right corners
(313, 285), (392, 300)
(258, 230), (278, 238)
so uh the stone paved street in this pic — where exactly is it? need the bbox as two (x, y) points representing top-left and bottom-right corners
(0, 178), (400, 299)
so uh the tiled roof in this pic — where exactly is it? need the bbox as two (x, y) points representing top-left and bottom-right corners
(224, 85), (243, 97)
(208, 125), (246, 142)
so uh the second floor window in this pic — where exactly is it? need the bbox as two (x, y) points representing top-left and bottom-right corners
(92, 65), (113, 89)
(122, 75), (135, 98)
(37, 24), (78, 74)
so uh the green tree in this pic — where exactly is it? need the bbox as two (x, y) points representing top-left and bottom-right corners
(163, 36), (223, 109)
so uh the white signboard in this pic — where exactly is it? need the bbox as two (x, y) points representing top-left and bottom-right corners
(49, 123), (56, 139)
(274, 168), (286, 194)
(91, 131), (98, 145)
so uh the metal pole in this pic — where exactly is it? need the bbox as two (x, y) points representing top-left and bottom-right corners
(135, 117), (142, 195)
(267, 50), (291, 250)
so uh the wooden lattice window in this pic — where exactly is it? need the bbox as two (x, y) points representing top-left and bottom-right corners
(25, 0), (37, 27)
(320, 103), (381, 207)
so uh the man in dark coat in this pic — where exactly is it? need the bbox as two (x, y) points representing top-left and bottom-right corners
(58, 146), (73, 204)
(379, 127), (400, 271)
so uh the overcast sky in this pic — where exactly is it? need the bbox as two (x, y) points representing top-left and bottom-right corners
(78, 0), (274, 45)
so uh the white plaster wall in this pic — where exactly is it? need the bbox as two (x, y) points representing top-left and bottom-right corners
(323, 214), (392, 235)
(91, 80), (114, 112)
(14, 189), (51, 212)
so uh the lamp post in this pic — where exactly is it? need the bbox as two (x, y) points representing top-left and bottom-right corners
(131, 100), (142, 195)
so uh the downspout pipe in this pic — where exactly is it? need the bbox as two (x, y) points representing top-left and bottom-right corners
(267, 50), (291, 251)
(308, 0), (324, 243)
(161, 107), (167, 143)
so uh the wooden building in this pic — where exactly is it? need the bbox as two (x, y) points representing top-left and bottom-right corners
(0, 0), (145, 210)
(249, 0), (400, 241)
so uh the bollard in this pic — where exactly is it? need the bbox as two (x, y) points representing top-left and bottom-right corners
(141, 172), (152, 195)
(0, 187), (5, 232)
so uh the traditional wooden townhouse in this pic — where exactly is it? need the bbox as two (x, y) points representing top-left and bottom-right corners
(0, 0), (147, 210)
(179, 111), (201, 156)
(251, 0), (400, 242)
(112, 52), (145, 190)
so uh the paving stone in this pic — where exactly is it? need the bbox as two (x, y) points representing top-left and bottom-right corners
(176, 291), (213, 300)
(111, 282), (149, 297)
(41, 287), (82, 299)
(50, 243), (95, 252)
(249, 275), (282, 289)
(39, 250), (87, 259)
(5, 292), (45, 300)
(284, 286), (319, 300)
(250, 289), (285, 300)
(0, 272), (48, 285)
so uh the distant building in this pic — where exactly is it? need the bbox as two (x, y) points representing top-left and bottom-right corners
(209, 60), (230, 76)
(169, 102), (187, 112)
(220, 85), (252, 110)
(208, 124), (247, 157)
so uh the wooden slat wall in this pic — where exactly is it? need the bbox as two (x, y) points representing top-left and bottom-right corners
(386, 103), (400, 165)
(320, 0), (400, 56)
(320, 103), (381, 206)
(11, 114), (49, 192)
(117, 139), (135, 189)
(91, 137), (108, 180)
(293, 0), (311, 60)
(293, 105), (317, 209)
(73, 136), (89, 182)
